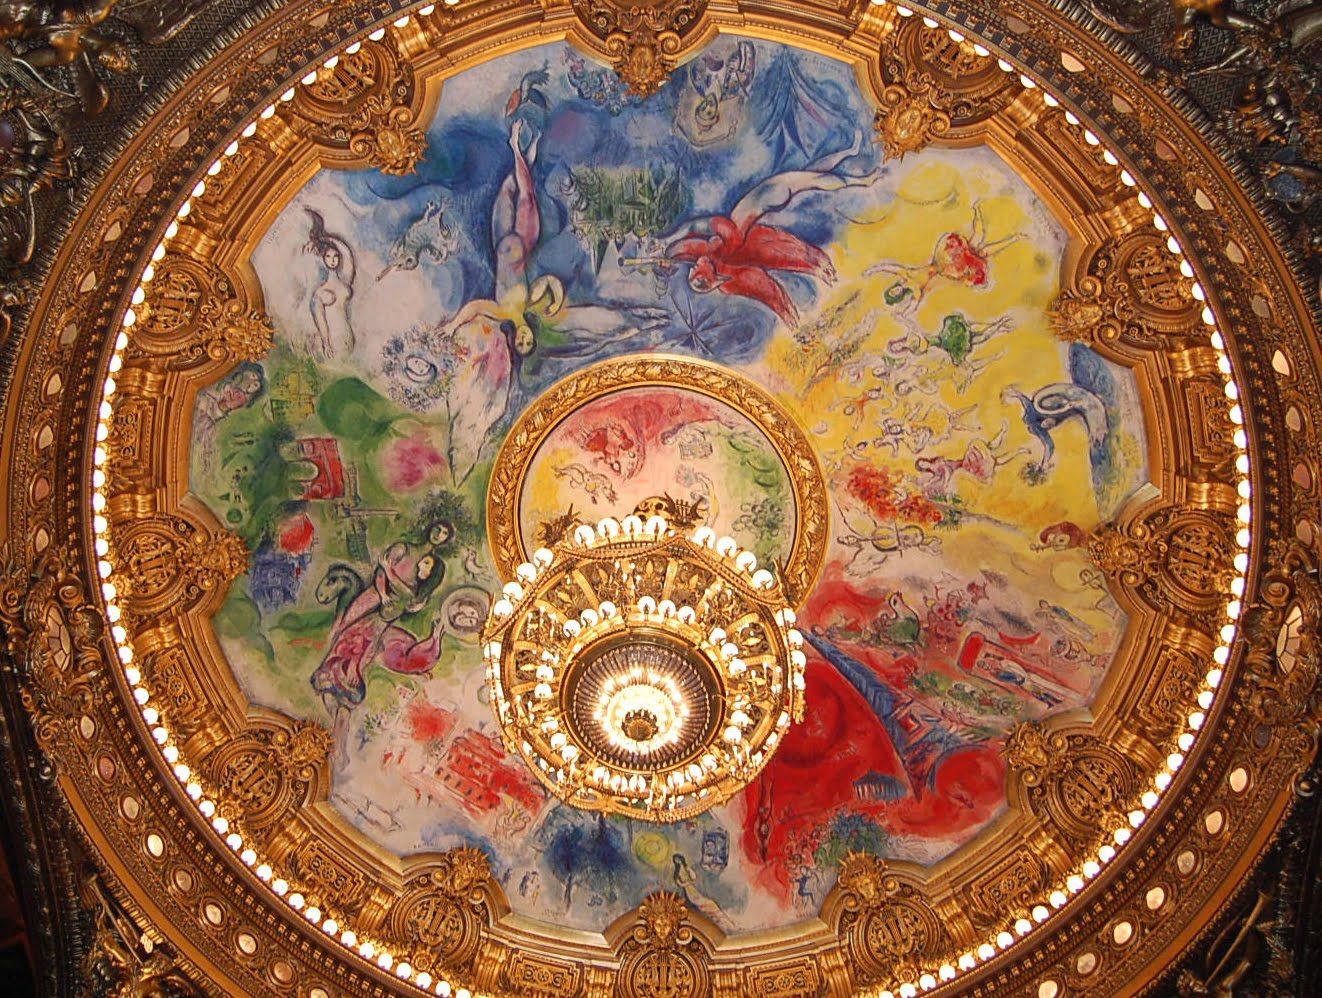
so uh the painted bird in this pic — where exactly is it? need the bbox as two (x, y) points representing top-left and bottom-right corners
(505, 66), (550, 117)
(878, 591), (924, 648)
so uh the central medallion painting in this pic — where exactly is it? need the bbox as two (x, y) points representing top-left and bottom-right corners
(192, 38), (1149, 934)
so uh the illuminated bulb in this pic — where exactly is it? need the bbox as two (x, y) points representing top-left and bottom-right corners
(692, 526), (717, 547)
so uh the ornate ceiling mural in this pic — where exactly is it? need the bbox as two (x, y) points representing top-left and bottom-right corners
(0, 1), (1318, 996)
(182, 35), (1151, 937)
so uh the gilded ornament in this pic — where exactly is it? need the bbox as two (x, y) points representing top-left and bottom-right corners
(81, 872), (204, 997)
(130, 256), (274, 367)
(0, 545), (103, 754)
(616, 891), (710, 998)
(281, 34), (428, 174)
(570, 1), (707, 97)
(1051, 234), (1199, 348)
(871, 16), (1016, 160)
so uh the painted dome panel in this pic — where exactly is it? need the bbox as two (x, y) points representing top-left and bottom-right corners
(190, 37), (1148, 935)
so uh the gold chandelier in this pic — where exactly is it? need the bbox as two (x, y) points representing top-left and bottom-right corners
(482, 514), (806, 821)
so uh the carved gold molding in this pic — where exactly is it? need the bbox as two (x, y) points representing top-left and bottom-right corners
(0, 1), (1317, 995)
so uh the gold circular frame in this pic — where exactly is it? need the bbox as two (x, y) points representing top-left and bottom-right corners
(485, 354), (830, 603)
(0, 1), (1316, 995)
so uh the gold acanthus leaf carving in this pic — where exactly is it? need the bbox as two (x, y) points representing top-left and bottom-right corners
(287, 718), (334, 772)
(347, 99), (427, 176)
(1005, 723), (1138, 845)
(636, 891), (689, 949)
(112, 515), (247, 614)
(130, 256), (273, 367)
(0, 545), (103, 755)
(872, 17), (1014, 160)
(835, 851), (893, 910)
(832, 850), (948, 984)
(282, 35), (426, 174)
(1003, 720), (1066, 786)
(1089, 504), (1237, 628)
(1050, 233), (1200, 348)
(571, 1), (708, 97)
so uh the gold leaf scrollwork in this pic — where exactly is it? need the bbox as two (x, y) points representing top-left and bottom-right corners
(0, 545), (103, 755)
(1089, 504), (1237, 631)
(129, 255), (273, 368)
(1005, 722), (1138, 845)
(283, 34), (427, 174)
(872, 16), (1016, 160)
(615, 892), (711, 998)
(1051, 233), (1200, 348)
(113, 515), (247, 615)
(571, 1), (708, 97)
(202, 719), (329, 837)
(831, 852), (948, 985)
(387, 847), (493, 974)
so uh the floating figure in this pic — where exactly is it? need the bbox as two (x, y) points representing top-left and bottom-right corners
(377, 199), (459, 280)
(310, 563), (445, 767)
(553, 462), (619, 505)
(914, 421), (1030, 496)
(303, 207), (358, 357)
(631, 130), (880, 326)
(437, 120), (667, 483)
(865, 202), (1021, 312)
(193, 363), (265, 476)
(374, 518), (454, 623)
(834, 518), (939, 571)
(671, 854), (723, 922)
(504, 65), (550, 118)
(564, 50), (639, 115)
(1001, 382), (1109, 481)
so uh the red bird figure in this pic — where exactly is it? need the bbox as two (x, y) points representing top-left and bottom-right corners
(666, 216), (836, 326)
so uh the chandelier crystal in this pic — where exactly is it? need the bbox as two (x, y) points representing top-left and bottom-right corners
(482, 514), (806, 821)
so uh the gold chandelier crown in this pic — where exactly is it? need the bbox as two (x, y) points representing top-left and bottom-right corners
(482, 514), (806, 821)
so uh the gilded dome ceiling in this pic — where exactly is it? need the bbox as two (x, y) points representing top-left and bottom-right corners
(0, 1), (1318, 996)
